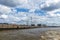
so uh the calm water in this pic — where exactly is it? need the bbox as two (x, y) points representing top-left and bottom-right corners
(0, 27), (60, 40)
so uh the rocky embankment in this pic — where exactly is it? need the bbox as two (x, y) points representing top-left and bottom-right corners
(40, 30), (60, 40)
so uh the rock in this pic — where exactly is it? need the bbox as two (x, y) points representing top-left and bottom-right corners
(40, 30), (60, 40)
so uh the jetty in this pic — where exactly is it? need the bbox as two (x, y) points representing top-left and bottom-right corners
(0, 23), (47, 30)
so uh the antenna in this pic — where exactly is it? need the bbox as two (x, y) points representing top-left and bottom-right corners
(31, 16), (32, 25)
(26, 13), (29, 26)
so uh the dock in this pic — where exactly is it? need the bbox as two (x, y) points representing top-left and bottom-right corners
(0, 23), (47, 30)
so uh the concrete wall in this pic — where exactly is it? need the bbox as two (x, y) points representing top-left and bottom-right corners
(0, 24), (3, 28)
(0, 24), (47, 28)
(0, 24), (28, 28)
(0, 24), (18, 28)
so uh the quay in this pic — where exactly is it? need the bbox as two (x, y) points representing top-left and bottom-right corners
(0, 23), (47, 30)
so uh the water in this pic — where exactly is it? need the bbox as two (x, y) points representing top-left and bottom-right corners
(0, 27), (60, 40)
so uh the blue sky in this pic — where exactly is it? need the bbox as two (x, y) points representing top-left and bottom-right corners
(0, 0), (60, 26)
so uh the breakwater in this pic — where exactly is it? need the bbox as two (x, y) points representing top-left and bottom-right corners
(0, 23), (47, 29)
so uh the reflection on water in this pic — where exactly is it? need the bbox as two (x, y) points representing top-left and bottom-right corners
(0, 28), (60, 40)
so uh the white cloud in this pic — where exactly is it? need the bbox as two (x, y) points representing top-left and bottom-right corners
(0, 0), (28, 7)
(47, 9), (60, 17)
(0, 5), (11, 14)
(41, 0), (60, 11)
(0, 0), (60, 26)
(0, 14), (8, 19)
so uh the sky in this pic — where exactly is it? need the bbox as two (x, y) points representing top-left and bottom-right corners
(0, 0), (60, 26)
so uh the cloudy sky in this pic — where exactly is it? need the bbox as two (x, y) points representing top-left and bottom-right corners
(0, 0), (60, 26)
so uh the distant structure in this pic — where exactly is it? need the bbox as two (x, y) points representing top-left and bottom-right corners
(37, 24), (41, 26)
(31, 24), (35, 26)
(0, 23), (47, 29)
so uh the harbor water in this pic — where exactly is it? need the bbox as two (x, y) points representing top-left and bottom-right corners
(0, 27), (60, 40)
